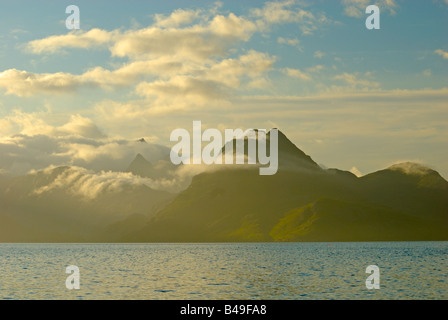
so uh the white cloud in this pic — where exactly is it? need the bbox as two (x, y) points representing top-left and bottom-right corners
(344, 5), (364, 18)
(233, 87), (448, 179)
(0, 49), (273, 98)
(388, 162), (432, 176)
(247, 77), (271, 90)
(31, 166), (179, 199)
(0, 56), (203, 96)
(2, 6), (272, 109)
(0, 69), (82, 97)
(3, 111), (104, 139)
(250, 0), (329, 34)
(342, 0), (398, 18)
(1, 1), (447, 181)
(93, 50), (274, 115)
(277, 37), (300, 46)
(333, 72), (380, 89)
(435, 49), (448, 60)
(282, 68), (312, 81)
(135, 76), (229, 113)
(27, 12), (256, 62)
(154, 8), (203, 28)
(27, 28), (114, 54)
(0, 112), (172, 175)
(306, 65), (325, 73)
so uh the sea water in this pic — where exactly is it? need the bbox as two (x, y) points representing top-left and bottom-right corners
(0, 242), (446, 300)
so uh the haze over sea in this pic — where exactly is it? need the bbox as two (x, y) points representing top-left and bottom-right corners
(0, 242), (446, 300)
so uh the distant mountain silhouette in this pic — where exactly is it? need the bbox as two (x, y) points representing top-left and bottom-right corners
(219, 129), (320, 170)
(0, 166), (174, 242)
(127, 153), (154, 177)
(126, 153), (178, 180)
(127, 130), (448, 242)
(1, 130), (447, 242)
(275, 130), (320, 169)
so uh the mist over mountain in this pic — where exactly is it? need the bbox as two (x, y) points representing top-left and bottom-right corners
(0, 165), (175, 242)
(0, 130), (447, 242)
(0, 132), (172, 176)
(126, 153), (179, 180)
(128, 130), (448, 242)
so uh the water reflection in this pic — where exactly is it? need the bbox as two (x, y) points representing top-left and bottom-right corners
(0, 242), (446, 300)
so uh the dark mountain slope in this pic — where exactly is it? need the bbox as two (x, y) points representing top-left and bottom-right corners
(128, 131), (448, 242)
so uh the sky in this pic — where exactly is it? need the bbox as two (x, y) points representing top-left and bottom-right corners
(0, 0), (447, 178)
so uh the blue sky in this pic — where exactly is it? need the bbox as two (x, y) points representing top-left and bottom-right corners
(1, 1), (447, 84)
(0, 0), (447, 177)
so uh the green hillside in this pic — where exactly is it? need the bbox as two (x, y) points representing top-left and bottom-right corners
(128, 131), (448, 242)
(1, 130), (447, 242)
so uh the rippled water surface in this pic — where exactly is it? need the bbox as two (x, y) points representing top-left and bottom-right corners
(0, 242), (446, 300)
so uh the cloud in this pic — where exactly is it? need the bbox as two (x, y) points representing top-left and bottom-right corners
(344, 5), (365, 18)
(350, 166), (363, 177)
(95, 50), (274, 115)
(0, 50), (274, 101)
(306, 65), (325, 73)
(0, 69), (83, 97)
(110, 16), (256, 61)
(282, 68), (312, 81)
(1, 86), (448, 179)
(342, 0), (398, 18)
(0, 133), (170, 176)
(250, 0), (330, 34)
(233, 87), (448, 179)
(2, 5), (273, 108)
(27, 28), (114, 54)
(251, 0), (308, 24)
(22, 2), (258, 62)
(205, 50), (275, 87)
(435, 49), (448, 60)
(314, 50), (325, 59)
(388, 162), (433, 176)
(135, 76), (229, 111)
(422, 69), (432, 77)
(333, 72), (380, 89)
(277, 37), (300, 46)
(27, 12), (256, 62)
(247, 77), (271, 90)
(154, 8), (203, 28)
(31, 166), (179, 199)
(3, 111), (104, 139)
(0, 112), (172, 175)
(0, 56), (204, 96)
(55, 115), (104, 139)
(1, 1), (447, 181)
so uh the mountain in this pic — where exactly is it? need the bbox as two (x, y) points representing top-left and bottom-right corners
(359, 162), (448, 222)
(127, 130), (448, 242)
(126, 153), (154, 177)
(0, 166), (175, 242)
(1, 130), (447, 242)
(219, 129), (320, 170)
(270, 198), (443, 242)
(126, 153), (178, 180)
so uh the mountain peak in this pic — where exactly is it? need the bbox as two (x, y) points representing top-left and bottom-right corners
(134, 153), (148, 161)
(388, 162), (434, 176)
(269, 129), (319, 169)
(219, 128), (319, 170)
(137, 138), (147, 143)
(126, 154), (153, 177)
